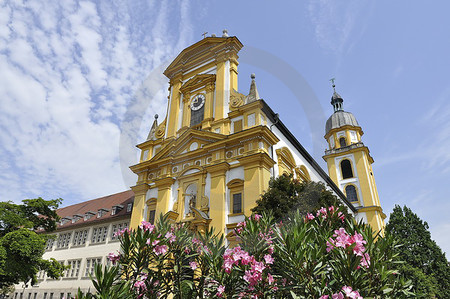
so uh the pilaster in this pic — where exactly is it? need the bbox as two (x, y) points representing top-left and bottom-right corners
(130, 183), (150, 229)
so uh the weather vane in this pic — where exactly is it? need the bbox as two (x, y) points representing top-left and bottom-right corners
(329, 78), (336, 92)
(202, 32), (208, 39)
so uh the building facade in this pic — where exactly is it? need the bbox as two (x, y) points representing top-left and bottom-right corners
(12, 32), (385, 298)
(127, 32), (378, 241)
(12, 191), (134, 299)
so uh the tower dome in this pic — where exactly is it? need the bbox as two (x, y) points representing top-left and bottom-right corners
(325, 110), (359, 135)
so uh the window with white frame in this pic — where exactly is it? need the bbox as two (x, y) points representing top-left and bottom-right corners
(91, 226), (108, 244)
(84, 257), (102, 277)
(111, 222), (128, 241)
(66, 259), (81, 278)
(72, 229), (89, 246)
(45, 236), (55, 250)
(56, 233), (71, 248)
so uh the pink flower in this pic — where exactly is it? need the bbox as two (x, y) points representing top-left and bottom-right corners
(253, 214), (262, 221)
(328, 206), (335, 213)
(165, 231), (176, 243)
(342, 286), (353, 296)
(153, 244), (168, 255)
(317, 207), (328, 218)
(306, 213), (315, 221)
(332, 293), (344, 299)
(320, 296), (329, 299)
(189, 261), (198, 270)
(134, 280), (146, 291)
(360, 253), (370, 268)
(184, 247), (191, 254)
(237, 221), (246, 228)
(216, 285), (225, 297)
(267, 273), (274, 285)
(264, 254), (274, 264)
(140, 221), (155, 233)
(267, 246), (274, 254)
(107, 252), (120, 264)
(152, 239), (160, 246)
(326, 239), (335, 252)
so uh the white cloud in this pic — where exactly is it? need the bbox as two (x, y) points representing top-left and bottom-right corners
(307, 0), (373, 59)
(0, 0), (194, 205)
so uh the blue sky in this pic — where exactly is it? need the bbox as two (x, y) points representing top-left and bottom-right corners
(1, 0), (449, 255)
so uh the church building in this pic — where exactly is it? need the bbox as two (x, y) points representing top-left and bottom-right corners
(128, 31), (386, 239)
(12, 31), (387, 299)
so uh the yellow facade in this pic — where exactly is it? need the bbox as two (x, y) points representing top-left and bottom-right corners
(129, 34), (385, 238)
(129, 35), (279, 238)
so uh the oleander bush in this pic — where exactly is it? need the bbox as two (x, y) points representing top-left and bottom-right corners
(79, 207), (415, 299)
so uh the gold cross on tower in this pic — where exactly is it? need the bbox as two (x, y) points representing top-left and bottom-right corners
(202, 32), (208, 39)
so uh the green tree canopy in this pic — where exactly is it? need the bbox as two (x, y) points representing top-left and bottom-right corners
(251, 173), (348, 221)
(0, 198), (66, 288)
(386, 205), (450, 298)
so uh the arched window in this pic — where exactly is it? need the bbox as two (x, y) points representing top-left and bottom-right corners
(339, 137), (347, 148)
(345, 185), (358, 202)
(341, 159), (353, 179)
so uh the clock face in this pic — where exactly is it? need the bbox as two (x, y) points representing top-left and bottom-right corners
(190, 94), (205, 111)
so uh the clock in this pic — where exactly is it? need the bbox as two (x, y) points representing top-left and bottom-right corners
(190, 94), (205, 111)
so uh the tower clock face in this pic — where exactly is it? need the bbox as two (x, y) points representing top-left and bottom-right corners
(190, 94), (205, 111)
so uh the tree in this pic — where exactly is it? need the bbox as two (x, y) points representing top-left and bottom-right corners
(251, 173), (347, 221)
(0, 198), (66, 289)
(386, 205), (450, 298)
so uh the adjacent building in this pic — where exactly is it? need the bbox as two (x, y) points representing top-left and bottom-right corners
(12, 191), (134, 299)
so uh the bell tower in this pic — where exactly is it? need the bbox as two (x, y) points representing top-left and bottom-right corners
(163, 30), (243, 139)
(323, 82), (386, 233)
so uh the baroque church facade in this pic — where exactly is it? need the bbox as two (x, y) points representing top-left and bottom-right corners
(11, 32), (385, 299)
(128, 32), (385, 238)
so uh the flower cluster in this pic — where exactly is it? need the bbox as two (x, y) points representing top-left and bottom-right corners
(107, 252), (120, 264)
(305, 206), (345, 222)
(223, 246), (276, 289)
(327, 228), (370, 268)
(320, 286), (363, 299)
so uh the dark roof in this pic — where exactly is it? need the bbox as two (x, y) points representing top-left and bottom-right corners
(55, 190), (134, 230)
(260, 100), (357, 213)
(325, 111), (360, 135)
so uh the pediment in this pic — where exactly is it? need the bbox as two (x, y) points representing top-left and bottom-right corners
(150, 129), (225, 161)
(164, 36), (243, 79)
(180, 74), (216, 94)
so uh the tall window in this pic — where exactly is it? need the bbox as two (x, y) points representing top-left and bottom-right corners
(341, 159), (353, 179)
(149, 210), (156, 224)
(91, 226), (108, 243)
(232, 193), (242, 214)
(85, 258), (102, 277)
(345, 185), (358, 202)
(56, 233), (71, 249)
(339, 137), (347, 147)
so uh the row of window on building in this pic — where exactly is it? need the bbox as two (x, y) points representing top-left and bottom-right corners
(45, 222), (128, 250)
(37, 256), (104, 281)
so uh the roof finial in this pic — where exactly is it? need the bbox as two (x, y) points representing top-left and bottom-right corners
(147, 114), (159, 140)
(245, 73), (260, 103)
(202, 32), (208, 39)
(329, 78), (336, 92)
(329, 78), (344, 112)
(222, 29), (229, 37)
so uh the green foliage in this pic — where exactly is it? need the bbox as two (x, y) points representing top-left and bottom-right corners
(386, 205), (450, 298)
(87, 208), (414, 298)
(0, 198), (65, 288)
(252, 174), (347, 221)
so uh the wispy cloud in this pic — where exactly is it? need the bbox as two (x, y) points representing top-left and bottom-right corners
(307, 0), (374, 60)
(0, 0), (193, 205)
